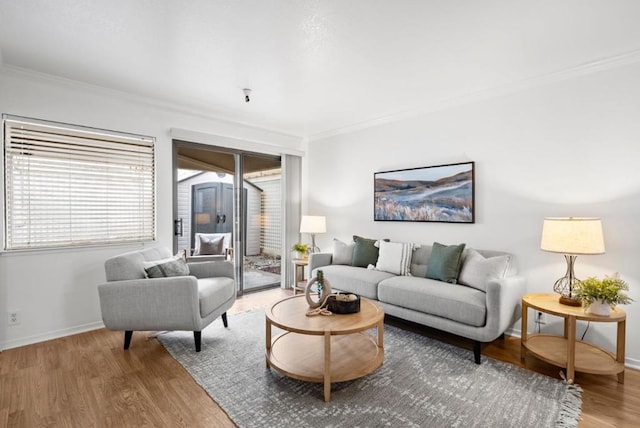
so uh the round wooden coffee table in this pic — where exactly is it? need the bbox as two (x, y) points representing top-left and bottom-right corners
(265, 295), (384, 401)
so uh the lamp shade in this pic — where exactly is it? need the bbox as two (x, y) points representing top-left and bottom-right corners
(300, 215), (326, 234)
(540, 217), (605, 255)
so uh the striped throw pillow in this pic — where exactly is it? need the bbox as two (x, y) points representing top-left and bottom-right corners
(375, 241), (417, 276)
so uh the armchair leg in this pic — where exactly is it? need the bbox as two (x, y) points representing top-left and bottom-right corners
(194, 331), (202, 352)
(124, 331), (133, 350)
(473, 341), (481, 364)
(222, 312), (228, 328)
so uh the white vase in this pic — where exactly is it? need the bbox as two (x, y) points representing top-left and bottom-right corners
(304, 277), (332, 308)
(587, 299), (611, 316)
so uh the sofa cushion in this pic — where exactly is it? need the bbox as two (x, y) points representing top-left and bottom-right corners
(409, 246), (432, 277)
(313, 264), (395, 300)
(198, 277), (235, 317)
(352, 235), (382, 267)
(375, 241), (416, 276)
(378, 276), (487, 327)
(458, 249), (511, 292)
(425, 242), (466, 283)
(332, 238), (355, 265)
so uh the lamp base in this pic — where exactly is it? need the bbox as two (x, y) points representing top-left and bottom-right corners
(558, 295), (582, 307)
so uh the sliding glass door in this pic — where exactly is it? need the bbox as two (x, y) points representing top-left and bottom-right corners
(173, 140), (284, 295)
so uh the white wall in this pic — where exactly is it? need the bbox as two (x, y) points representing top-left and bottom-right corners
(0, 67), (302, 349)
(306, 62), (640, 367)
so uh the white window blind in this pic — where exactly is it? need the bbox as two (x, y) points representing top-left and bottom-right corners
(3, 115), (155, 250)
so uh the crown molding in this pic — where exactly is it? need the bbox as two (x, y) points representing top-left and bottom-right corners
(3, 48), (640, 144)
(0, 64), (304, 147)
(309, 48), (640, 142)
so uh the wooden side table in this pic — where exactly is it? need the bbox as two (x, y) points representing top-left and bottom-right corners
(521, 293), (626, 384)
(291, 258), (308, 295)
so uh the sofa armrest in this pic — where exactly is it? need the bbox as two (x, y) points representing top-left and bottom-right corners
(97, 276), (200, 330)
(309, 252), (333, 272)
(484, 275), (527, 339)
(187, 260), (234, 279)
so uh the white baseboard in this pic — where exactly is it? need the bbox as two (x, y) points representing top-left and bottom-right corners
(504, 327), (640, 370)
(1, 321), (105, 351)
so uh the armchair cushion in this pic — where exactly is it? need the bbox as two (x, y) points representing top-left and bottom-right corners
(197, 234), (225, 255)
(198, 277), (236, 317)
(144, 255), (190, 278)
(194, 232), (231, 256)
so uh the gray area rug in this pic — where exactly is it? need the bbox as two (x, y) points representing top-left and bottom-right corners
(159, 310), (581, 428)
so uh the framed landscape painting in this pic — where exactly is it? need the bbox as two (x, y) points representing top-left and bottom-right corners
(374, 161), (475, 223)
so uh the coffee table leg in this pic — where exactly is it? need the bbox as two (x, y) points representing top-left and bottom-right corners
(324, 331), (331, 402)
(377, 319), (384, 348)
(265, 317), (272, 368)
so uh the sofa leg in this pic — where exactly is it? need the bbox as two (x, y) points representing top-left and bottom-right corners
(124, 331), (133, 350)
(499, 333), (505, 341)
(473, 341), (481, 364)
(194, 331), (202, 352)
(222, 312), (228, 328)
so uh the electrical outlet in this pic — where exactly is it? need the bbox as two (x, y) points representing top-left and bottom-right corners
(535, 311), (547, 325)
(8, 310), (20, 326)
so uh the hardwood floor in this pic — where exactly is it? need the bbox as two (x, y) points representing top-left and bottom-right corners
(1, 288), (638, 427)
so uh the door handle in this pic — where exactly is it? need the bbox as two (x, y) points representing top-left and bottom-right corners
(222, 214), (226, 223)
(174, 218), (183, 237)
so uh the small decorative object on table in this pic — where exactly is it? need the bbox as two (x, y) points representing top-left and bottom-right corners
(327, 293), (361, 314)
(573, 273), (633, 316)
(305, 269), (332, 309)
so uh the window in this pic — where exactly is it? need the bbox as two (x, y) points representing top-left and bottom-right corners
(3, 115), (155, 250)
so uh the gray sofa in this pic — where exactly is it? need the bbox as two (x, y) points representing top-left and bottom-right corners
(309, 242), (525, 363)
(98, 246), (236, 351)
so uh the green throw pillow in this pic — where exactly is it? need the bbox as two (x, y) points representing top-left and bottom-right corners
(351, 235), (382, 267)
(425, 242), (466, 283)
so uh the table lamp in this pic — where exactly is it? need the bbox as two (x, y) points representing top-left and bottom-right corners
(300, 215), (326, 253)
(540, 217), (605, 306)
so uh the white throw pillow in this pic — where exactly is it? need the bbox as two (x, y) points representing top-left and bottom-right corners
(458, 249), (511, 292)
(332, 238), (355, 265)
(375, 241), (416, 276)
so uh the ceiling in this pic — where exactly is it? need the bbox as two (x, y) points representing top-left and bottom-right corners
(1, 1), (640, 139)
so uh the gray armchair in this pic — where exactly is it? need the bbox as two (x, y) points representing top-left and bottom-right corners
(97, 246), (236, 351)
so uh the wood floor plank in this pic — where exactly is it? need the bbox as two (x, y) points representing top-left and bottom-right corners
(0, 287), (638, 427)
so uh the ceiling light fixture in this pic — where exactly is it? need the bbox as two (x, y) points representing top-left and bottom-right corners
(242, 88), (251, 103)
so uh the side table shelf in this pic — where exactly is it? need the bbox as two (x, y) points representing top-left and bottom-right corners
(521, 293), (626, 384)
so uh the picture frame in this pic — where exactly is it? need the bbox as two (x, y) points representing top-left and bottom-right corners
(374, 161), (475, 223)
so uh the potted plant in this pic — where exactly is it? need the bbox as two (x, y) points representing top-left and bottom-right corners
(291, 243), (309, 259)
(573, 273), (633, 316)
